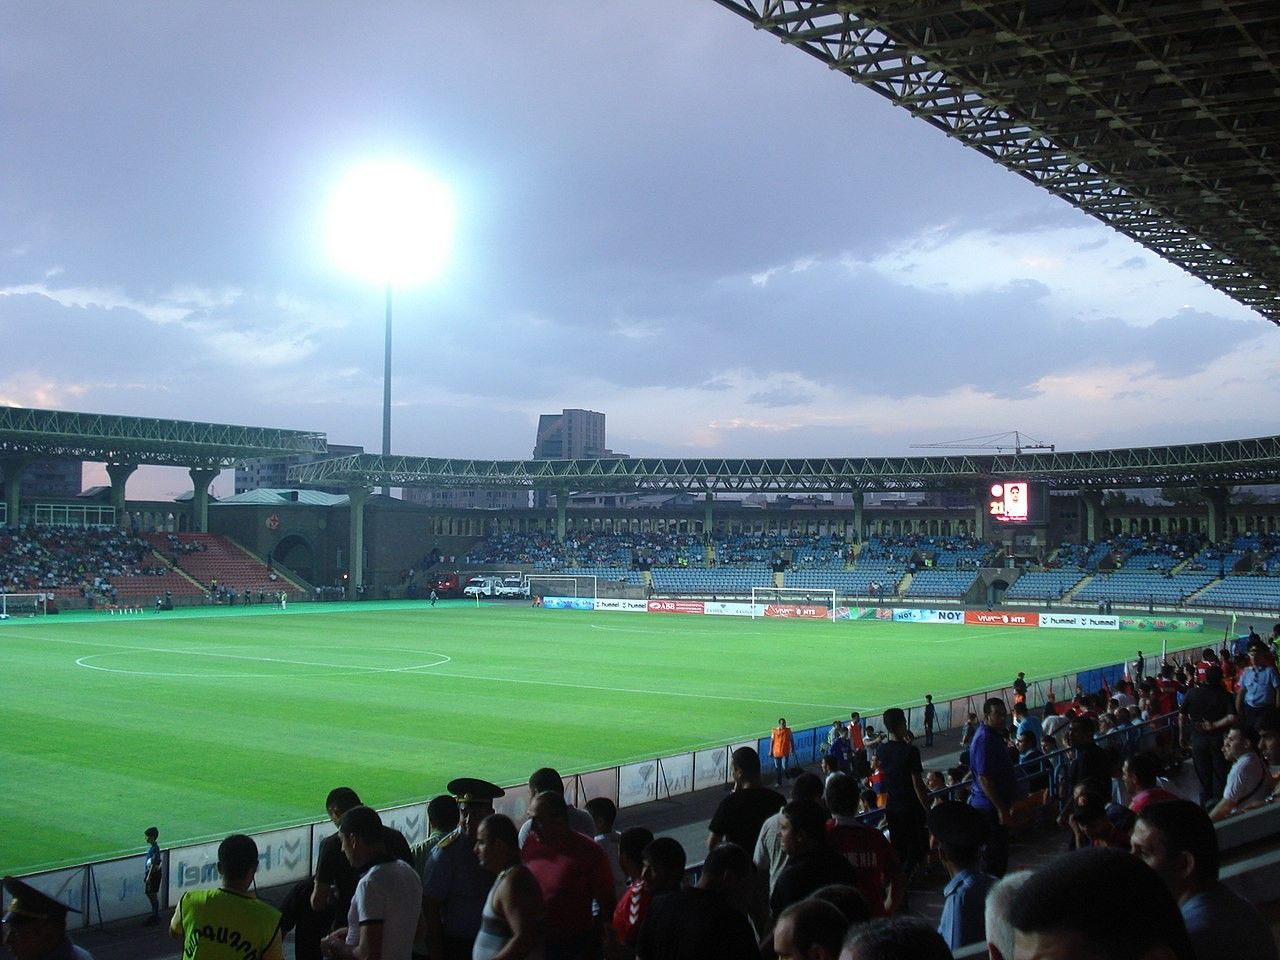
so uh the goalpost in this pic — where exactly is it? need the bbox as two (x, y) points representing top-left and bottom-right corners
(750, 587), (837, 622)
(0, 593), (50, 620)
(526, 575), (598, 601)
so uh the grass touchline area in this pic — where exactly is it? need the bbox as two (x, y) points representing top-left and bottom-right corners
(2, 600), (1148, 874)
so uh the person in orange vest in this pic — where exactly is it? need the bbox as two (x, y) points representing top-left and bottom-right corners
(770, 718), (796, 787)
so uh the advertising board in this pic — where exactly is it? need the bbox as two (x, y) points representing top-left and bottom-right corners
(891, 608), (966, 624)
(763, 604), (829, 619)
(703, 601), (754, 616)
(541, 596), (595, 611)
(593, 598), (649, 612)
(964, 610), (1040, 627)
(1040, 613), (1120, 630)
(646, 599), (706, 615)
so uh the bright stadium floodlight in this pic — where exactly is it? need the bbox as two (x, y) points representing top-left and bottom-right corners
(327, 160), (454, 497)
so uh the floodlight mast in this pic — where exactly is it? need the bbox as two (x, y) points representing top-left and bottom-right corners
(382, 284), (392, 497)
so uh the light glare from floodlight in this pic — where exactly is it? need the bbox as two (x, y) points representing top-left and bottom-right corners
(327, 161), (454, 286)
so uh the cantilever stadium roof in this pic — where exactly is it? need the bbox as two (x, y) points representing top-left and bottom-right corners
(712, 0), (1280, 325)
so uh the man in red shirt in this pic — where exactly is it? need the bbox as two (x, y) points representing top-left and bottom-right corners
(823, 773), (905, 917)
(521, 791), (615, 960)
(1123, 753), (1178, 814)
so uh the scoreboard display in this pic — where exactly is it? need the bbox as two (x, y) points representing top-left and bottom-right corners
(988, 480), (1043, 524)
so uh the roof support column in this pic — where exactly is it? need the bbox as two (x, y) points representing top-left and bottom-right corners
(348, 486), (370, 599)
(703, 493), (714, 539)
(187, 467), (218, 533)
(1, 456), (26, 526)
(1080, 491), (1103, 543)
(555, 491), (567, 544)
(974, 486), (987, 540)
(850, 490), (864, 544)
(1201, 486), (1229, 544)
(106, 462), (138, 528)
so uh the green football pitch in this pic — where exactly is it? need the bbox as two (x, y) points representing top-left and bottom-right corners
(2, 600), (1149, 874)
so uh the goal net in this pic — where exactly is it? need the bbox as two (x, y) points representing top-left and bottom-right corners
(527, 575), (598, 601)
(0, 593), (50, 619)
(750, 587), (837, 622)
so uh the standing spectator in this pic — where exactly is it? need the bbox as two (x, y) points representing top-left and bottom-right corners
(424, 779), (504, 960)
(769, 800), (859, 920)
(824, 773), (905, 918)
(1179, 666), (1236, 806)
(877, 708), (930, 879)
(585, 797), (625, 902)
(1132, 800), (1278, 960)
(1007, 849), (1194, 960)
(848, 712), (868, 779)
(2, 877), (96, 960)
(839, 916), (952, 960)
(1210, 725), (1269, 821)
(170, 834), (283, 960)
(472, 814), (545, 960)
(634, 842), (760, 960)
(928, 801), (997, 953)
(610, 837), (683, 956)
(412, 795), (460, 884)
(521, 791), (616, 960)
(1235, 645), (1280, 730)
(1012, 673), (1028, 706)
(770, 718), (796, 788)
(981, 871), (1031, 960)
(321, 807), (422, 960)
(772, 899), (847, 960)
(518, 769), (596, 845)
(754, 773), (824, 896)
(922, 695), (936, 748)
(142, 826), (162, 927)
(959, 711), (979, 749)
(1058, 716), (1111, 832)
(967, 697), (1018, 877)
(707, 747), (784, 854)
(1011, 702), (1042, 748)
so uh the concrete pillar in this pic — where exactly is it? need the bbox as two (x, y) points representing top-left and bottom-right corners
(1081, 491), (1103, 542)
(555, 491), (567, 544)
(187, 467), (218, 533)
(348, 486), (370, 599)
(106, 463), (138, 528)
(1201, 486), (1229, 544)
(974, 485), (988, 539)
(703, 493), (714, 539)
(0, 456), (26, 526)
(851, 490), (864, 544)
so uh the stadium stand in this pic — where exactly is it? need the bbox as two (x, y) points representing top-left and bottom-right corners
(1074, 571), (1215, 606)
(1004, 570), (1086, 602)
(902, 569), (977, 599)
(141, 532), (300, 601)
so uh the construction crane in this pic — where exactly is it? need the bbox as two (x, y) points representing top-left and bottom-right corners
(911, 431), (1055, 456)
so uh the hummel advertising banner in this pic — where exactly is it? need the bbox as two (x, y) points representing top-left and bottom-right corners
(593, 598), (649, 612)
(964, 610), (1040, 627)
(1040, 613), (1120, 630)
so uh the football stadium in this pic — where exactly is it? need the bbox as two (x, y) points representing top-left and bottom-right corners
(5, 2), (1280, 959)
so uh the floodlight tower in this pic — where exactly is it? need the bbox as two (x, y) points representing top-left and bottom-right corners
(328, 161), (454, 495)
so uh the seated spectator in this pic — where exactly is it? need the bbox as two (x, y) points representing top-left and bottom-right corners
(1122, 752), (1178, 813)
(755, 773), (824, 897)
(982, 871), (1031, 960)
(634, 842), (760, 960)
(1015, 732), (1050, 793)
(1008, 848), (1193, 960)
(1068, 791), (1131, 851)
(1210, 725), (1268, 820)
(1131, 800), (1278, 960)
(809, 884), (871, 927)
(1241, 707), (1280, 809)
(838, 915), (953, 960)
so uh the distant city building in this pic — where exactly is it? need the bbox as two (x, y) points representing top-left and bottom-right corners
(402, 488), (526, 510)
(0, 458), (82, 499)
(235, 444), (363, 496)
(532, 408), (628, 508)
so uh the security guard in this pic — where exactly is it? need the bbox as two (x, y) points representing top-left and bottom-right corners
(422, 778), (505, 960)
(1, 876), (95, 960)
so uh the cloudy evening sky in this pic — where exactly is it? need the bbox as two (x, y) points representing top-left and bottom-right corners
(3, 2), (1277, 499)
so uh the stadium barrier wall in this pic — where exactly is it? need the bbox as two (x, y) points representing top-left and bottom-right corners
(17, 605), (1211, 929)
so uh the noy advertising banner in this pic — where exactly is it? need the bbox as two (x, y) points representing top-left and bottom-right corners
(964, 610), (1040, 628)
(891, 608), (966, 625)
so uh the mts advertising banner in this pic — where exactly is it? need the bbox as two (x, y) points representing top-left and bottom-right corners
(1041, 613), (1120, 630)
(542, 596), (595, 611)
(1119, 616), (1204, 632)
(593, 598), (649, 612)
(647, 599), (706, 615)
(763, 604), (829, 620)
(891, 608), (966, 625)
(964, 610), (1040, 628)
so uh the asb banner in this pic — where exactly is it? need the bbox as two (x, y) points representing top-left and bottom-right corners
(594, 598), (649, 612)
(542, 596), (595, 611)
(1041, 613), (1120, 630)
(647, 599), (706, 615)
(964, 610), (1040, 628)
